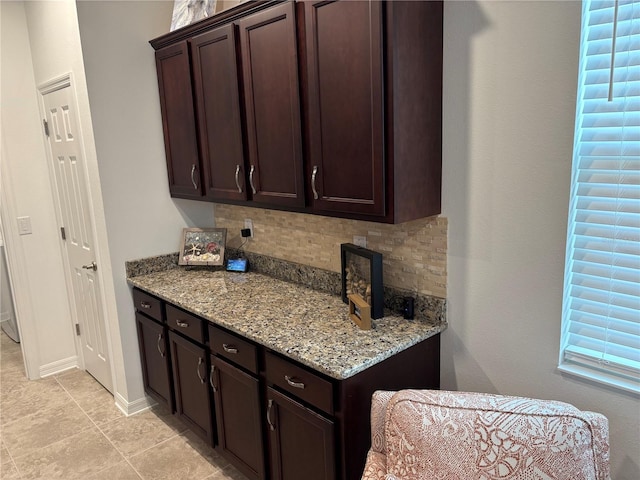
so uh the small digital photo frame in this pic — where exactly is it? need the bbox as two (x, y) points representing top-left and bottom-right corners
(226, 257), (249, 272)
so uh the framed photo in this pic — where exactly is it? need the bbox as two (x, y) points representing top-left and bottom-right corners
(348, 293), (372, 330)
(179, 228), (227, 266)
(341, 243), (383, 319)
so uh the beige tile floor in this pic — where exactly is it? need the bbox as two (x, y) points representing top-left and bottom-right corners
(0, 331), (249, 480)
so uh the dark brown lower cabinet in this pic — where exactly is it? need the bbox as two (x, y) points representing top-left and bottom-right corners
(135, 312), (173, 411)
(169, 331), (214, 445)
(134, 288), (440, 480)
(267, 387), (335, 480)
(210, 355), (265, 480)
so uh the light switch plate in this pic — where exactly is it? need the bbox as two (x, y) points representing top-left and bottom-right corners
(17, 216), (32, 235)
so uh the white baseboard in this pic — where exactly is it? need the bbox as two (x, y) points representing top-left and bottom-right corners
(114, 391), (154, 416)
(39, 356), (79, 378)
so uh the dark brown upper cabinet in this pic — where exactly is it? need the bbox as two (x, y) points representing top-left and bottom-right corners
(191, 24), (248, 202)
(155, 41), (203, 199)
(303, 0), (442, 223)
(238, 2), (305, 208)
(150, 0), (442, 223)
(304, 0), (384, 217)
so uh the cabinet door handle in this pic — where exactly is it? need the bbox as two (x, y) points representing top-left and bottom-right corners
(156, 333), (165, 358)
(197, 357), (205, 384)
(249, 165), (257, 194)
(222, 344), (238, 354)
(209, 365), (217, 391)
(284, 375), (305, 389)
(311, 165), (319, 200)
(175, 319), (189, 328)
(267, 399), (275, 431)
(191, 164), (198, 190)
(140, 301), (152, 310)
(234, 165), (243, 193)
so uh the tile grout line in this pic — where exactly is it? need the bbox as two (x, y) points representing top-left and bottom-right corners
(39, 374), (134, 477)
(51, 370), (197, 479)
(1, 334), (240, 480)
(51, 372), (159, 480)
(0, 382), (76, 429)
(87, 410), (189, 480)
(1, 337), (126, 479)
(1, 442), (25, 480)
(0, 334), (25, 479)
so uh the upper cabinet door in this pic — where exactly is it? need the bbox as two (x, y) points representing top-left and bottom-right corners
(304, 0), (385, 216)
(155, 42), (203, 199)
(191, 24), (248, 202)
(239, 2), (305, 208)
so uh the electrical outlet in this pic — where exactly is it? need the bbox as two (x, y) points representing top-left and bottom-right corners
(353, 235), (367, 248)
(17, 216), (32, 235)
(244, 218), (254, 238)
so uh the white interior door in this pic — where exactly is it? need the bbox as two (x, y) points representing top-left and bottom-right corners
(41, 82), (112, 392)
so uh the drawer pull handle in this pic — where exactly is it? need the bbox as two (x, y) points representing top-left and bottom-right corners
(222, 344), (238, 354)
(140, 301), (152, 309)
(175, 319), (189, 328)
(285, 375), (305, 389)
(209, 366), (217, 391)
(267, 399), (275, 431)
(197, 357), (205, 384)
(156, 333), (165, 358)
(234, 165), (242, 193)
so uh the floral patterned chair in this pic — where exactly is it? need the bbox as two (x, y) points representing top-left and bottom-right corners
(361, 389), (610, 480)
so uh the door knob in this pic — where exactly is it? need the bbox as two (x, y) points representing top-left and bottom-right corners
(82, 261), (97, 271)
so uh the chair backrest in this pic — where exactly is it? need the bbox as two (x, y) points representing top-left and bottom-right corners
(365, 389), (610, 480)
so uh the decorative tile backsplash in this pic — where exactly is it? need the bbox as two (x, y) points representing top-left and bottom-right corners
(214, 204), (447, 299)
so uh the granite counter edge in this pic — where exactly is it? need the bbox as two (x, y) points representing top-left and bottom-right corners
(127, 276), (446, 380)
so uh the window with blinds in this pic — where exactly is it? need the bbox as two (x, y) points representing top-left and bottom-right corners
(560, 0), (640, 394)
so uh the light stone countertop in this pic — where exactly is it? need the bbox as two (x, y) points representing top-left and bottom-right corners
(128, 268), (445, 380)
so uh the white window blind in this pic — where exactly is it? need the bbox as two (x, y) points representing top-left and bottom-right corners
(560, 0), (640, 394)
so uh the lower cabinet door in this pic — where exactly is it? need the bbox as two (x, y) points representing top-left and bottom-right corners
(211, 356), (265, 480)
(266, 387), (335, 480)
(135, 313), (173, 411)
(169, 331), (213, 445)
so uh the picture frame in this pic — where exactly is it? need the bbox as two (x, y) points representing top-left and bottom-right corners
(179, 228), (227, 266)
(341, 243), (383, 319)
(348, 293), (372, 330)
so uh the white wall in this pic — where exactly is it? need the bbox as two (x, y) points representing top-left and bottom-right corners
(4, 0), (637, 475)
(441, 2), (639, 478)
(75, 0), (214, 405)
(0, 1), (76, 377)
(18, 0), (128, 397)
(1, 0), (213, 409)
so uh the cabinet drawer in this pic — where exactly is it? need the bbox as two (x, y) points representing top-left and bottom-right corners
(265, 352), (333, 415)
(133, 289), (163, 323)
(166, 304), (204, 344)
(209, 325), (258, 375)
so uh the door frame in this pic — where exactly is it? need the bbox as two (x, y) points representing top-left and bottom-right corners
(37, 73), (116, 392)
(0, 138), (39, 379)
